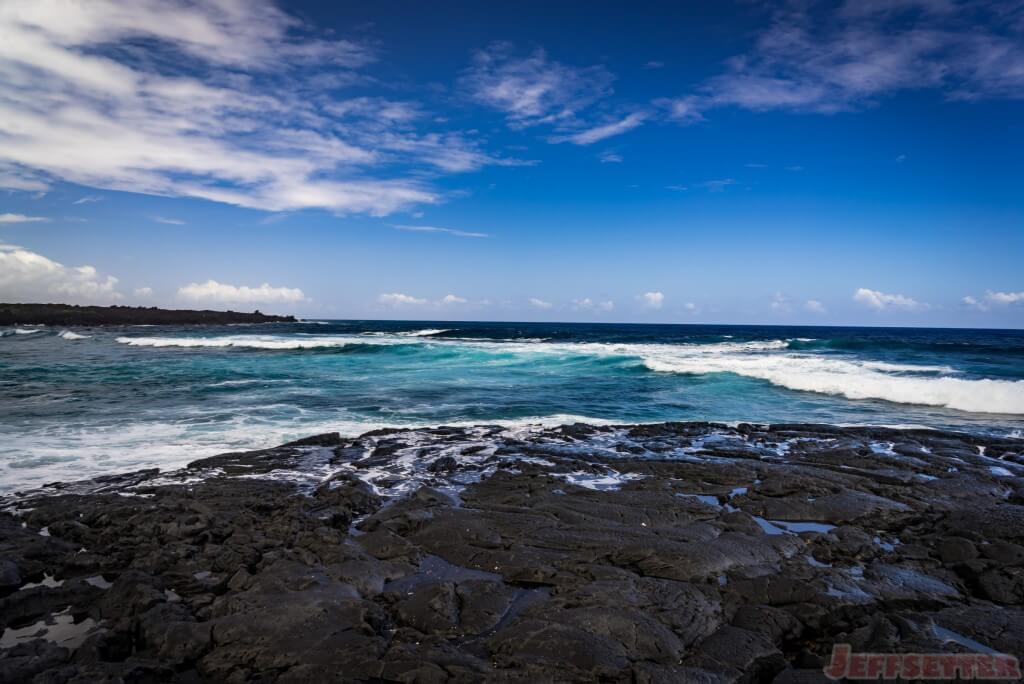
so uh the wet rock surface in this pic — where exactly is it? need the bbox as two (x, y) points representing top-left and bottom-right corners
(1, 421), (1022, 682)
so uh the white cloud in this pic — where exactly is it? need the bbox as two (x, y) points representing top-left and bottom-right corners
(462, 43), (614, 128)
(770, 292), (792, 312)
(153, 216), (186, 225)
(0, 244), (121, 302)
(986, 290), (1024, 305)
(0, 213), (49, 223)
(554, 112), (646, 145)
(378, 292), (472, 307)
(0, 166), (49, 192)
(0, 1), (508, 215)
(134, 286), (154, 298)
(962, 295), (989, 311)
(392, 224), (489, 238)
(378, 292), (428, 306)
(962, 291), (1024, 310)
(656, 95), (706, 124)
(528, 297), (553, 310)
(73, 195), (103, 205)
(179, 279), (305, 304)
(660, 2), (1024, 123)
(599, 152), (623, 163)
(683, 302), (700, 314)
(696, 179), (736, 192)
(805, 299), (827, 314)
(853, 287), (926, 311)
(640, 291), (664, 309)
(573, 298), (614, 312)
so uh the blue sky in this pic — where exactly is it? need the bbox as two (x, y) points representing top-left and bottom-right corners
(0, 0), (1022, 326)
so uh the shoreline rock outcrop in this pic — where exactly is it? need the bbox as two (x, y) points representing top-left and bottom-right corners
(1, 422), (1022, 682)
(0, 303), (296, 326)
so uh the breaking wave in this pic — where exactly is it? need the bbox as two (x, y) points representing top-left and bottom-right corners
(639, 349), (1024, 414)
(362, 328), (452, 338)
(115, 335), (396, 350)
(111, 333), (1024, 414)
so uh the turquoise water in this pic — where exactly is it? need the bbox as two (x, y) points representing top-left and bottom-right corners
(2, 320), (1023, 491)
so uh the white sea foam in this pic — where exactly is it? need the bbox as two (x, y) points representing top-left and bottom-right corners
(115, 334), (392, 349)
(2, 327), (44, 337)
(398, 328), (450, 337)
(469, 338), (1024, 414)
(113, 333), (1024, 414)
(638, 349), (1024, 415)
(465, 338), (1022, 414)
(0, 412), (620, 493)
(58, 330), (90, 340)
(860, 360), (957, 373)
(362, 328), (451, 337)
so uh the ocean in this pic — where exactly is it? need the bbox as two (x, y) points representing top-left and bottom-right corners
(2, 320), (1023, 492)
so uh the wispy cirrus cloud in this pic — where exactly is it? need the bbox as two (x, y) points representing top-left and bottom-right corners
(152, 216), (186, 225)
(391, 224), (490, 238)
(461, 42), (645, 145)
(0, 0), (510, 216)
(552, 112), (646, 145)
(660, 0), (1024, 123)
(461, 43), (614, 128)
(695, 179), (737, 192)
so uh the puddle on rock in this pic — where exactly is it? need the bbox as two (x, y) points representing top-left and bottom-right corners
(0, 607), (99, 649)
(20, 574), (64, 590)
(384, 554), (503, 594)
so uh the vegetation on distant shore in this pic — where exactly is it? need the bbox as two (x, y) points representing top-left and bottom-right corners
(0, 303), (296, 326)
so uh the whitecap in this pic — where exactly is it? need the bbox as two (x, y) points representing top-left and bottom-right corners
(112, 332), (1024, 414)
(396, 328), (451, 337)
(860, 360), (957, 373)
(58, 330), (90, 340)
(115, 334), (389, 350)
(641, 352), (1024, 414)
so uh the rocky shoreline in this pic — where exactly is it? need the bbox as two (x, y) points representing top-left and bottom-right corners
(0, 304), (296, 326)
(1, 421), (1023, 682)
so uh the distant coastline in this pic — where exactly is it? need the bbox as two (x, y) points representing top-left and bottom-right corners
(0, 303), (296, 326)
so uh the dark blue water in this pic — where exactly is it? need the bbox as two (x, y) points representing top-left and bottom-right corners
(2, 321), (1022, 491)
